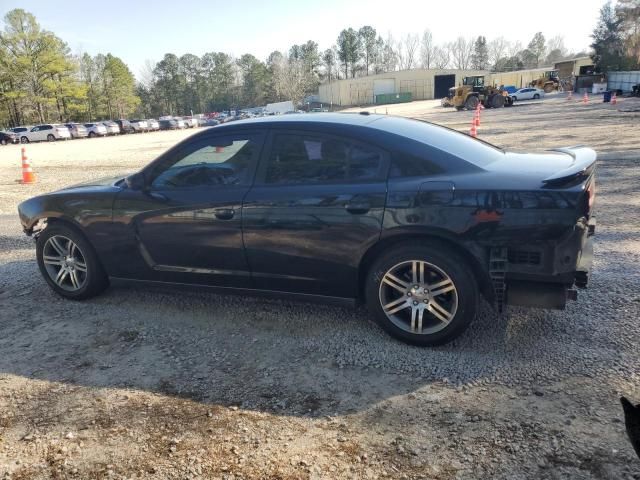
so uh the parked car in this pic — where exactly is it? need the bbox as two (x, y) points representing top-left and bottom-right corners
(510, 88), (545, 101)
(182, 117), (199, 128)
(146, 119), (160, 131)
(17, 114), (596, 346)
(102, 121), (120, 135)
(158, 119), (178, 130)
(130, 119), (149, 133)
(20, 124), (71, 143)
(84, 123), (108, 138)
(115, 119), (134, 134)
(0, 131), (18, 145)
(174, 118), (186, 129)
(9, 126), (31, 136)
(64, 123), (88, 139)
(202, 118), (220, 127)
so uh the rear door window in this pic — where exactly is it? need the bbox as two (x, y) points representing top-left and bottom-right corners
(261, 133), (386, 185)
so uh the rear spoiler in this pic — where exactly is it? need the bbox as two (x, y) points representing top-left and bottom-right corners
(542, 146), (597, 186)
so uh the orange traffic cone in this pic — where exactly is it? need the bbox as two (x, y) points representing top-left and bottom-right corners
(582, 91), (588, 104)
(215, 146), (224, 153)
(611, 92), (617, 105)
(469, 122), (477, 138)
(474, 104), (481, 126)
(21, 147), (36, 184)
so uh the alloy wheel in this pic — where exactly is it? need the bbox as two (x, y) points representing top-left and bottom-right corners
(379, 260), (458, 335)
(42, 235), (88, 291)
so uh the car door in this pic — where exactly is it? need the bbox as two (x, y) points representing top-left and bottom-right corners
(28, 126), (41, 142)
(110, 130), (265, 288)
(242, 129), (389, 298)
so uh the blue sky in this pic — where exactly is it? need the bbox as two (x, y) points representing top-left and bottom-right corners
(3, 0), (604, 77)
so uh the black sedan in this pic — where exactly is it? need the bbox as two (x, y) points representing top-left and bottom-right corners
(17, 114), (596, 346)
(1, 131), (18, 145)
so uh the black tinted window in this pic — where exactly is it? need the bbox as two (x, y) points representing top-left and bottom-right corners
(265, 134), (383, 185)
(390, 152), (443, 178)
(152, 136), (258, 189)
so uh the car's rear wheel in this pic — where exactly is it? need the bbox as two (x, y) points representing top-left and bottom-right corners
(88, 131), (96, 138)
(36, 224), (109, 300)
(533, 93), (540, 99)
(365, 243), (478, 346)
(1, 138), (6, 145)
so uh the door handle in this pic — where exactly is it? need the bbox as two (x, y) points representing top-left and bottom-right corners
(344, 202), (370, 214)
(214, 208), (235, 220)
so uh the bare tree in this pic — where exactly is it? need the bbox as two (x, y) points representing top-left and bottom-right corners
(380, 32), (398, 72)
(488, 37), (509, 69)
(271, 54), (315, 106)
(507, 40), (523, 58)
(448, 37), (474, 69)
(432, 45), (449, 69)
(419, 29), (435, 69)
(397, 33), (419, 70)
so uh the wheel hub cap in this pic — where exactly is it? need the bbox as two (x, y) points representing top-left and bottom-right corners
(379, 260), (458, 335)
(42, 235), (88, 292)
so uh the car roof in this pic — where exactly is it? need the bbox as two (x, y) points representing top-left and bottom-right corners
(213, 112), (382, 128)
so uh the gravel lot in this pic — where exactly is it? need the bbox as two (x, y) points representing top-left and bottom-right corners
(1, 95), (640, 479)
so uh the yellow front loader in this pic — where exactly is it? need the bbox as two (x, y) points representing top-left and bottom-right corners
(441, 76), (514, 110)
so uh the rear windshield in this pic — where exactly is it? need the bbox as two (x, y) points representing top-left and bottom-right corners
(372, 116), (504, 167)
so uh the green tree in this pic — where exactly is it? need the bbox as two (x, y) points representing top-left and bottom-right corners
(358, 26), (377, 75)
(0, 9), (84, 124)
(591, 1), (631, 70)
(337, 28), (361, 78)
(237, 54), (270, 107)
(527, 32), (546, 67)
(616, 0), (640, 66)
(471, 36), (489, 70)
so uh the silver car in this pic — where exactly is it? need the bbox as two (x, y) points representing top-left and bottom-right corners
(129, 119), (149, 133)
(84, 123), (108, 137)
(64, 123), (88, 139)
(101, 121), (120, 135)
(146, 119), (160, 131)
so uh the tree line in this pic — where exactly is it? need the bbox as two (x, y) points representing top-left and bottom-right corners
(1, 3), (639, 127)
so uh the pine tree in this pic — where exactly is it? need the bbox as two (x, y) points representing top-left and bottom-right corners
(471, 36), (489, 70)
(591, 1), (632, 70)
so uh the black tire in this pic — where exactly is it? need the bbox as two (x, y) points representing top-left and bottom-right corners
(21, 136), (29, 144)
(491, 94), (505, 108)
(455, 106), (464, 111)
(511, 96), (517, 102)
(365, 242), (478, 346)
(464, 95), (479, 110)
(36, 223), (109, 300)
(1, 138), (6, 145)
(533, 93), (540, 99)
(47, 134), (55, 142)
(88, 131), (96, 138)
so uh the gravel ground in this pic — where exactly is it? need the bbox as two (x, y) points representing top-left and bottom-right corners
(1, 95), (640, 479)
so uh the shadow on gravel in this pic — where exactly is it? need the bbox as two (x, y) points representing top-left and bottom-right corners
(0, 256), (638, 419)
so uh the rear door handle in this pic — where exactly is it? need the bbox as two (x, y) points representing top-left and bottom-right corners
(344, 202), (370, 214)
(214, 208), (235, 220)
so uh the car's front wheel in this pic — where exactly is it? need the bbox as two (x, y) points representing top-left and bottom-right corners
(365, 243), (478, 346)
(21, 136), (29, 143)
(36, 224), (109, 300)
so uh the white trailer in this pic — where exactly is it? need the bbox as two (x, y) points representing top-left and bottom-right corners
(265, 101), (294, 115)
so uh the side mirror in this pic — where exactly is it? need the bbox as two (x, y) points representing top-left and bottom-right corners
(125, 172), (146, 190)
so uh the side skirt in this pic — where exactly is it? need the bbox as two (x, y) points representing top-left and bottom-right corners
(108, 277), (357, 307)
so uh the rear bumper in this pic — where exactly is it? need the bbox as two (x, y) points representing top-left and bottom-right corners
(505, 217), (595, 309)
